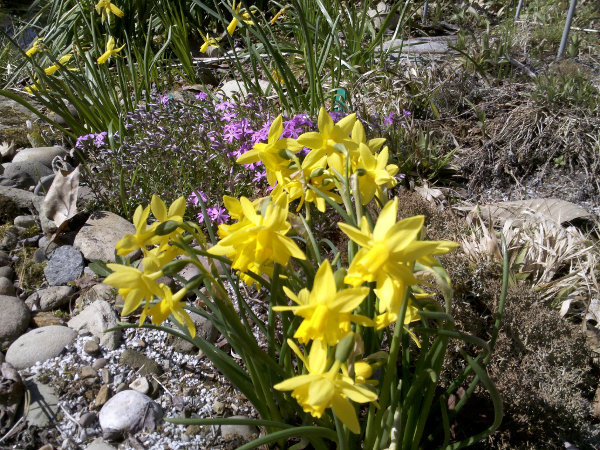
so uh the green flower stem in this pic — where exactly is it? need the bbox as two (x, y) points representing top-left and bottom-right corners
(333, 413), (348, 450)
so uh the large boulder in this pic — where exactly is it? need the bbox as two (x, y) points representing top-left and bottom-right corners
(73, 211), (136, 263)
(5, 325), (76, 369)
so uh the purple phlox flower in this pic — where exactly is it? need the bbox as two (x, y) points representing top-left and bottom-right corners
(207, 205), (230, 225)
(188, 190), (208, 206)
(195, 92), (209, 101)
(384, 111), (396, 126)
(223, 122), (245, 143)
(402, 109), (412, 117)
(75, 134), (94, 148)
(395, 173), (406, 181)
(290, 113), (314, 128)
(253, 170), (267, 183)
(221, 110), (238, 122)
(94, 131), (108, 148)
(251, 122), (270, 144)
(329, 111), (345, 122)
(215, 101), (235, 112)
(159, 94), (172, 104)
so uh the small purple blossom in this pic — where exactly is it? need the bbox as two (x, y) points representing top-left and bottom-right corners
(188, 190), (208, 206)
(384, 112), (396, 126)
(195, 92), (209, 101)
(207, 205), (229, 225)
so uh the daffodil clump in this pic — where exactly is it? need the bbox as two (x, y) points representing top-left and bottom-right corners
(103, 107), (499, 448)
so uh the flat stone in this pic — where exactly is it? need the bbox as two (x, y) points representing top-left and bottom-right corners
(12, 146), (67, 166)
(44, 245), (84, 286)
(0, 185), (39, 210)
(0, 97), (39, 147)
(93, 358), (108, 370)
(27, 286), (75, 311)
(98, 390), (163, 439)
(68, 300), (121, 350)
(5, 325), (75, 369)
(0, 277), (15, 296)
(31, 311), (65, 327)
(73, 211), (136, 263)
(382, 35), (457, 60)
(95, 384), (111, 407)
(220, 415), (258, 440)
(26, 380), (59, 427)
(79, 411), (97, 427)
(119, 349), (163, 376)
(79, 283), (116, 305)
(0, 266), (14, 279)
(14, 215), (37, 229)
(80, 365), (97, 379)
(129, 376), (150, 395)
(171, 311), (219, 354)
(84, 339), (100, 356)
(221, 79), (271, 100)
(85, 438), (117, 450)
(0, 161), (53, 189)
(0, 295), (30, 348)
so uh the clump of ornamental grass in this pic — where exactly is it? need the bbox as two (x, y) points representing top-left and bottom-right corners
(96, 107), (505, 448)
(76, 91), (314, 224)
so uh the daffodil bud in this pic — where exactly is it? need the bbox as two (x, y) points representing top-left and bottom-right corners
(278, 148), (295, 160)
(333, 267), (347, 290)
(335, 332), (355, 362)
(161, 259), (189, 276)
(333, 143), (347, 154)
(155, 220), (180, 235)
(310, 168), (324, 178)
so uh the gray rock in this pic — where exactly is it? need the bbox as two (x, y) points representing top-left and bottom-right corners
(119, 349), (163, 376)
(79, 411), (97, 427)
(0, 227), (18, 251)
(26, 380), (59, 427)
(171, 311), (219, 354)
(93, 358), (108, 370)
(0, 250), (10, 266)
(0, 295), (30, 348)
(84, 339), (100, 356)
(5, 325), (76, 369)
(98, 390), (163, 439)
(0, 98), (39, 147)
(0, 266), (14, 279)
(14, 215), (37, 229)
(221, 79), (271, 100)
(12, 146), (67, 166)
(44, 245), (84, 286)
(129, 376), (150, 395)
(0, 185), (39, 210)
(85, 438), (117, 450)
(0, 277), (15, 296)
(27, 285), (75, 311)
(0, 161), (53, 189)
(220, 415), (258, 440)
(68, 300), (121, 350)
(367, 1), (399, 30)
(73, 211), (137, 263)
(382, 36), (457, 60)
(80, 283), (116, 305)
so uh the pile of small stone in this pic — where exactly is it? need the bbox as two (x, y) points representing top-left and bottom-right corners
(0, 143), (258, 449)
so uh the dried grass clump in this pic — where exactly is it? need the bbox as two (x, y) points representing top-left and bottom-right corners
(460, 213), (599, 319)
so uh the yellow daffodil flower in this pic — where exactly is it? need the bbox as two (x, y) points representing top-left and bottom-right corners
(270, 8), (286, 25)
(115, 204), (160, 256)
(274, 339), (377, 433)
(151, 195), (185, 224)
(236, 115), (302, 186)
(339, 198), (458, 288)
(273, 260), (372, 345)
(354, 144), (398, 205)
(226, 2), (255, 35)
(199, 30), (221, 53)
(24, 83), (40, 95)
(97, 36), (126, 65)
(95, 0), (125, 23)
(104, 253), (165, 318)
(209, 194), (306, 281)
(44, 54), (73, 76)
(298, 107), (357, 174)
(25, 38), (44, 57)
(147, 284), (196, 337)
